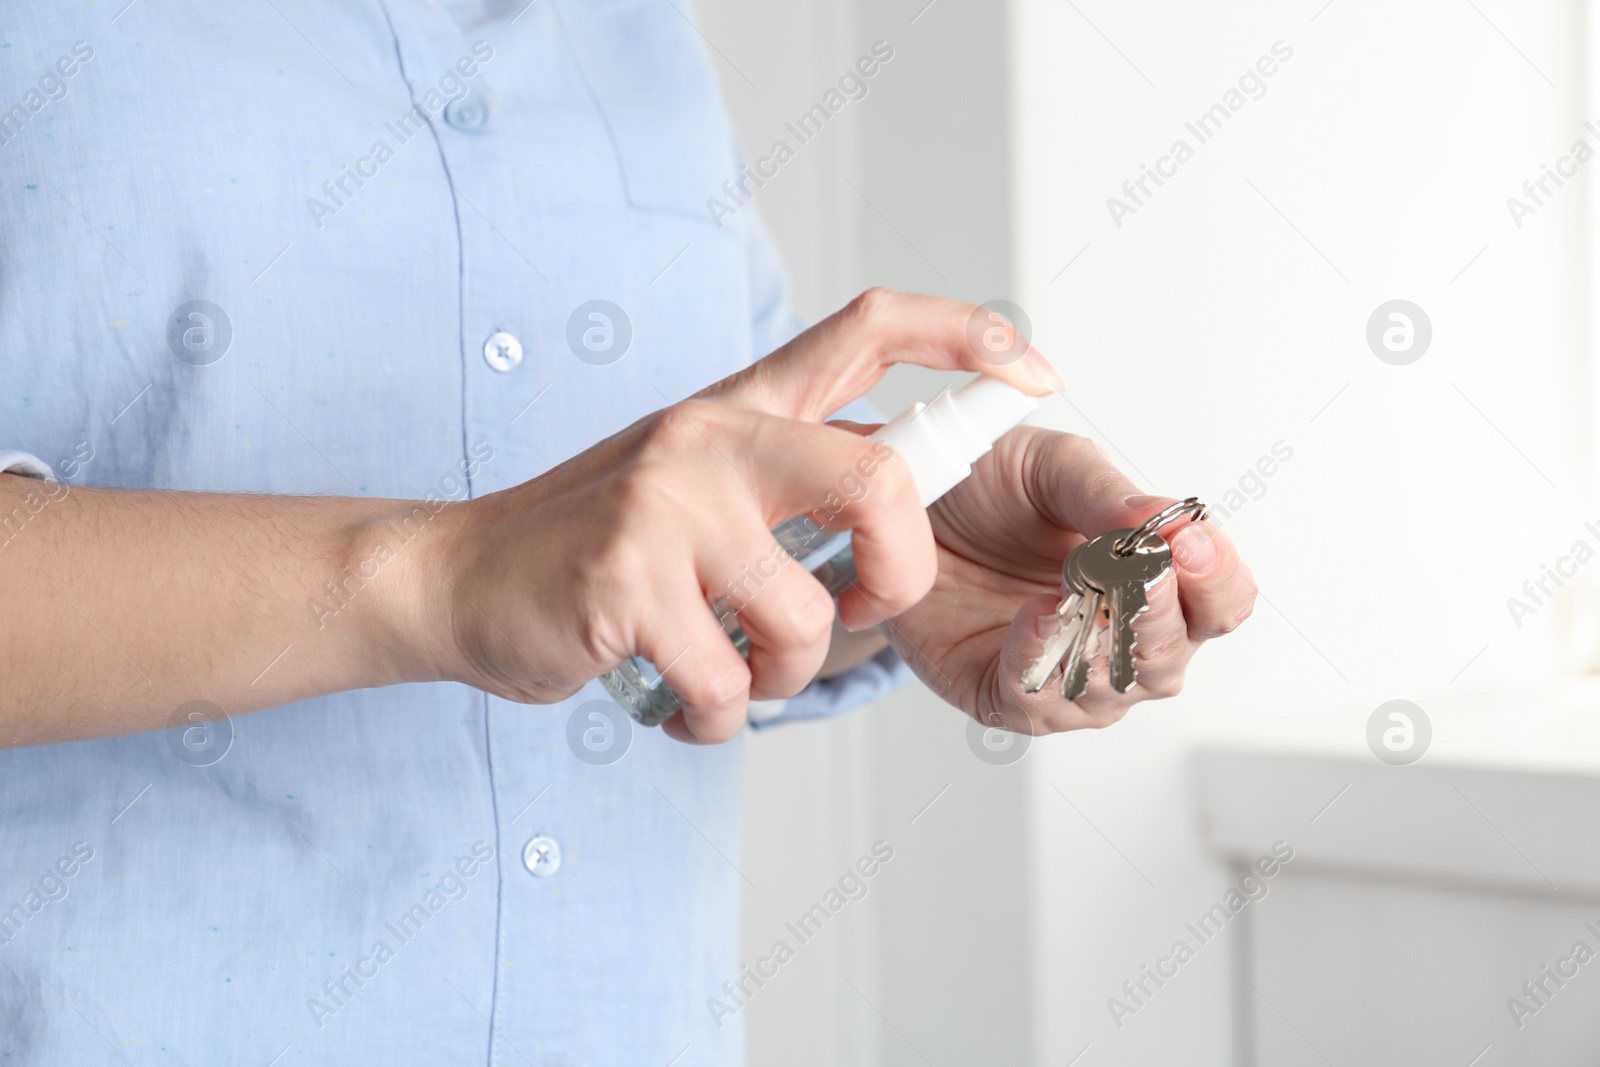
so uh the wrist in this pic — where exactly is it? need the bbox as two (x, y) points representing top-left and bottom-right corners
(341, 496), (470, 687)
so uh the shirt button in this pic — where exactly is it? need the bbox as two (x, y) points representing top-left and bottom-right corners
(484, 331), (523, 373)
(523, 835), (561, 877)
(444, 97), (489, 132)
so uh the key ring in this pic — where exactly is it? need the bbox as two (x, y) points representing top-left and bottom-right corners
(1113, 497), (1208, 556)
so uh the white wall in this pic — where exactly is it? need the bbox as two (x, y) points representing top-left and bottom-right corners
(702, 0), (1597, 1063)
(1013, 0), (1592, 1064)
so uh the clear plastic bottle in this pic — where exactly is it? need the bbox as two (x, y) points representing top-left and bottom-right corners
(601, 375), (1039, 725)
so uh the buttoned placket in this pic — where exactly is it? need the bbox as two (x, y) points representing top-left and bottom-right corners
(373, 5), (555, 1060)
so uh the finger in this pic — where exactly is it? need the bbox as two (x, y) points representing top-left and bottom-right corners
(995, 594), (1148, 731)
(1022, 433), (1146, 537)
(1125, 570), (1199, 699)
(643, 404), (936, 704)
(1095, 490), (1255, 644)
(998, 592), (1191, 732)
(637, 580), (752, 745)
(701, 288), (1063, 421)
(1022, 442), (1254, 643)
(705, 532), (836, 701)
(680, 403), (900, 528)
(994, 592), (1098, 734)
(1167, 520), (1257, 641)
(715, 413), (939, 627)
(828, 452), (936, 631)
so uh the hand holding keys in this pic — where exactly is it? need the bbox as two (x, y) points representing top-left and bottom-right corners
(1021, 498), (1208, 700)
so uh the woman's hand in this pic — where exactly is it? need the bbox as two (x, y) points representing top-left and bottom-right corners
(882, 426), (1257, 734)
(395, 290), (1062, 743)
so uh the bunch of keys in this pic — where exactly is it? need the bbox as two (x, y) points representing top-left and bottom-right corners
(1020, 498), (1208, 700)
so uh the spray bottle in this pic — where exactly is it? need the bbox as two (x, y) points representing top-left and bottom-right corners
(601, 375), (1039, 725)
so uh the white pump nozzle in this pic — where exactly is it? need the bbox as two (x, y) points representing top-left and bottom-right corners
(870, 375), (1039, 506)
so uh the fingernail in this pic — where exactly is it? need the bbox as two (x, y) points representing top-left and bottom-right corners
(1022, 348), (1065, 393)
(1036, 612), (1063, 640)
(1173, 524), (1219, 576)
(1124, 494), (1168, 510)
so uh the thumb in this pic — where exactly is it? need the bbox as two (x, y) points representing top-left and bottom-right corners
(699, 289), (1063, 422)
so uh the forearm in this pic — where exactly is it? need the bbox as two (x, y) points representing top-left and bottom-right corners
(0, 469), (889, 749)
(0, 474), (435, 747)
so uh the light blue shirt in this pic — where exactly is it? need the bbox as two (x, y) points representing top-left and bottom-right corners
(0, 3), (909, 1063)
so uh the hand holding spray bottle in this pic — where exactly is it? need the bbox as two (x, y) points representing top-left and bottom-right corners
(601, 374), (1039, 725)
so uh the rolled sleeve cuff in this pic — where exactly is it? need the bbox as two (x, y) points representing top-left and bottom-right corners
(0, 450), (53, 481)
(748, 645), (915, 728)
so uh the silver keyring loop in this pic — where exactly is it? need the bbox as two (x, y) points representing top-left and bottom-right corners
(1113, 497), (1208, 556)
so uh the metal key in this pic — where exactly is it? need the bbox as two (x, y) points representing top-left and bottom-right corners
(1020, 589), (1084, 693)
(1058, 543), (1113, 699)
(1058, 588), (1102, 699)
(1074, 529), (1172, 694)
(1020, 498), (1207, 698)
(1022, 543), (1104, 695)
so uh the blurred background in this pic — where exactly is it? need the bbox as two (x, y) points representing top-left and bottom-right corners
(691, 0), (1600, 1064)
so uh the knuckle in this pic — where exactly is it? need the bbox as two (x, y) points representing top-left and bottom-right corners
(641, 400), (719, 458)
(1136, 626), (1188, 668)
(1081, 704), (1131, 730)
(696, 662), (750, 714)
(1209, 596), (1256, 637)
(637, 411), (686, 458)
(675, 397), (721, 427)
(1038, 708), (1089, 734)
(844, 286), (897, 326)
(1139, 670), (1185, 700)
(574, 617), (620, 671)
(785, 585), (837, 647)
